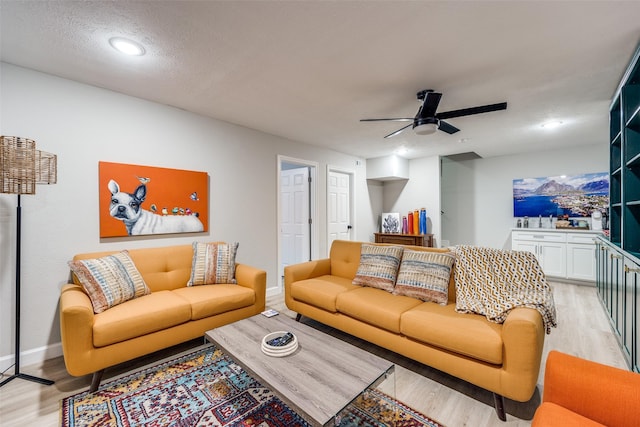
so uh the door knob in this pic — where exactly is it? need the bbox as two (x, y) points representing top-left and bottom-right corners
(347, 225), (353, 230)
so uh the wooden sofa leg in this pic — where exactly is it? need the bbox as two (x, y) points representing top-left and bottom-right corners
(295, 313), (302, 322)
(493, 393), (506, 421)
(89, 369), (104, 393)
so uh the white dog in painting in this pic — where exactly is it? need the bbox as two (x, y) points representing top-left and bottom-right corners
(108, 179), (204, 235)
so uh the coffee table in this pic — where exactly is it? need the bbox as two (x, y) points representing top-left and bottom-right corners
(205, 313), (395, 426)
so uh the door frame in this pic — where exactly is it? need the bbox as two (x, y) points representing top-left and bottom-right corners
(276, 155), (319, 296)
(326, 165), (355, 256)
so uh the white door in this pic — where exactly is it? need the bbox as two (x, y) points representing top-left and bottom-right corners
(327, 170), (352, 252)
(280, 167), (310, 276)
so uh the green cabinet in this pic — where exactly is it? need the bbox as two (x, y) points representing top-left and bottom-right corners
(596, 237), (639, 372)
(602, 43), (640, 372)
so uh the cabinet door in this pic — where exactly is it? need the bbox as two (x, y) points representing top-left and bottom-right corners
(609, 250), (624, 337)
(624, 257), (640, 372)
(539, 242), (566, 277)
(512, 241), (540, 262)
(567, 243), (596, 281)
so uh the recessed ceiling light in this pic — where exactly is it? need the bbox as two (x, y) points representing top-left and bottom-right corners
(396, 147), (408, 155)
(541, 120), (563, 129)
(109, 37), (146, 56)
(459, 138), (471, 143)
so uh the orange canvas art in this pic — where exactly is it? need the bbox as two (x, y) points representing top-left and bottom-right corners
(99, 161), (208, 237)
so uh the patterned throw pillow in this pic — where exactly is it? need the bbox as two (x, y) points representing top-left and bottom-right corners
(393, 249), (456, 305)
(188, 242), (239, 286)
(352, 244), (404, 292)
(68, 251), (150, 314)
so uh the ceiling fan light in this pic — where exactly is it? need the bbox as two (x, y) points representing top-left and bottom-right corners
(414, 122), (438, 135)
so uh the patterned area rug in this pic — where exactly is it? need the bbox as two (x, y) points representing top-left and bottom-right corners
(61, 345), (443, 427)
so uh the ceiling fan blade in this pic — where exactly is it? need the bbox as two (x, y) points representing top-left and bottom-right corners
(419, 91), (442, 118)
(360, 118), (413, 122)
(438, 120), (460, 134)
(384, 123), (413, 138)
(436, 102), (507, 120)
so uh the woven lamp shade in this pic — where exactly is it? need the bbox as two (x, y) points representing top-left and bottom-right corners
(0, 136), (36, 195)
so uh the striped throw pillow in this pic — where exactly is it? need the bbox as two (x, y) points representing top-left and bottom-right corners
(188, 242), (239, 286)
(393, 249), (456, 305)
(352, 244), (404, 292)
(68, 251), (150, 314)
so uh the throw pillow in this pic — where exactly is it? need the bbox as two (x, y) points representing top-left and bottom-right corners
(393, 249), (456, 305)
(68, 251), (150, 314)
(352, 244), (403, 292)
(188, 241), (239, 286)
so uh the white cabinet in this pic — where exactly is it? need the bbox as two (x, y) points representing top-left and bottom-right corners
(566, 233), (599, 281)
(512, 231), (567, 277)
(512, 230), (600, 282)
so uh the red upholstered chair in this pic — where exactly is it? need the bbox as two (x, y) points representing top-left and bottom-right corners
(532, 350), (640, 427)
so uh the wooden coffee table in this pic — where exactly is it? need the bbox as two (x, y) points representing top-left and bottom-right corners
(205, 314), (395, 426)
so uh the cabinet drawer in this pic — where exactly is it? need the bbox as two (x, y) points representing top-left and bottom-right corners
(512, 231), (566, 242)
(566, 233), (600, 245)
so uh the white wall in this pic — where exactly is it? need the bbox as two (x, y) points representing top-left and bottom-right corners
(0, 63), (375, 368)
(441, 144), (608, 249)
(378, 156), (442, 246)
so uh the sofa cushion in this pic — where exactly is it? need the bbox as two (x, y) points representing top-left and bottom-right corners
(172, 284), (255, 320)
(188, 241), (239, 285)
(93, 291), (191, 347)
(352, 244), (403, 292)
(290, 275), (360, 312)
(400, 302), (503, 365)
(336, 287), (422, 333)
(393, 249), (456, 305)
(68, 250), (151, 314)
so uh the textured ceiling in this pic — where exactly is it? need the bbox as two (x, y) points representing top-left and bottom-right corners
(2, 1), (640, 160)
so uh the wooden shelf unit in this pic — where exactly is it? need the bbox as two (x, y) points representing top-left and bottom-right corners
(374, 233), (433, 247)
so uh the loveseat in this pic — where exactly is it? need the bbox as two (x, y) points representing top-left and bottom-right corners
(60, 243), (266, 391)
(285, 240), (554, 421)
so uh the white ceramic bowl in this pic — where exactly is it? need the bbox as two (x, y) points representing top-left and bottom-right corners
(261, 331), (298, 357)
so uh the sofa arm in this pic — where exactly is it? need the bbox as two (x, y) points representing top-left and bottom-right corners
(59, 284), (96, 376)
(534, 350), (640, 426)
(235, 263), (267, 311)
(284, 258), (331, 285)
(500, 307), (545, 401)
(284, 258), (331, 310)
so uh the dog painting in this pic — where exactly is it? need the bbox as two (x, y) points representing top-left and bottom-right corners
(99, 162), (208, 237)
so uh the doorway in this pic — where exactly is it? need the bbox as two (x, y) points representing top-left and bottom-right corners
(277, 156), (318, 295)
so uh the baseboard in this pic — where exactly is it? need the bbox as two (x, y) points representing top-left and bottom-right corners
(0, 342), (63, 373)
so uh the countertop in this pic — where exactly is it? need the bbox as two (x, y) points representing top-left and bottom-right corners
(512, 227), (604, 234)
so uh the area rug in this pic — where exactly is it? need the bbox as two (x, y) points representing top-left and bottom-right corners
(61, 345), (443, 427)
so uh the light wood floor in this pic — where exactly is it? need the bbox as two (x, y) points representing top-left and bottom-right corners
(0, 281), (627, 427)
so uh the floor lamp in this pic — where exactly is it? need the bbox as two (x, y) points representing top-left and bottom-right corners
(0, 136), (56, 388)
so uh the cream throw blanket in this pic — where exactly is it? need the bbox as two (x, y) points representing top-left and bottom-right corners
(451, 245), (557, 334)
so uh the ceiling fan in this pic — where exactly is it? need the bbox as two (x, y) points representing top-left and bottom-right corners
(360, 89), (507, 138)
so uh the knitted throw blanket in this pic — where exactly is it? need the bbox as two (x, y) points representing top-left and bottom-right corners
(451, 245), (557, 334)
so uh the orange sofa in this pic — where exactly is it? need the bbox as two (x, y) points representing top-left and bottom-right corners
(285, 239), (548, 421)
(60, 244), (266, 391)
(532, 350), (640, 427)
